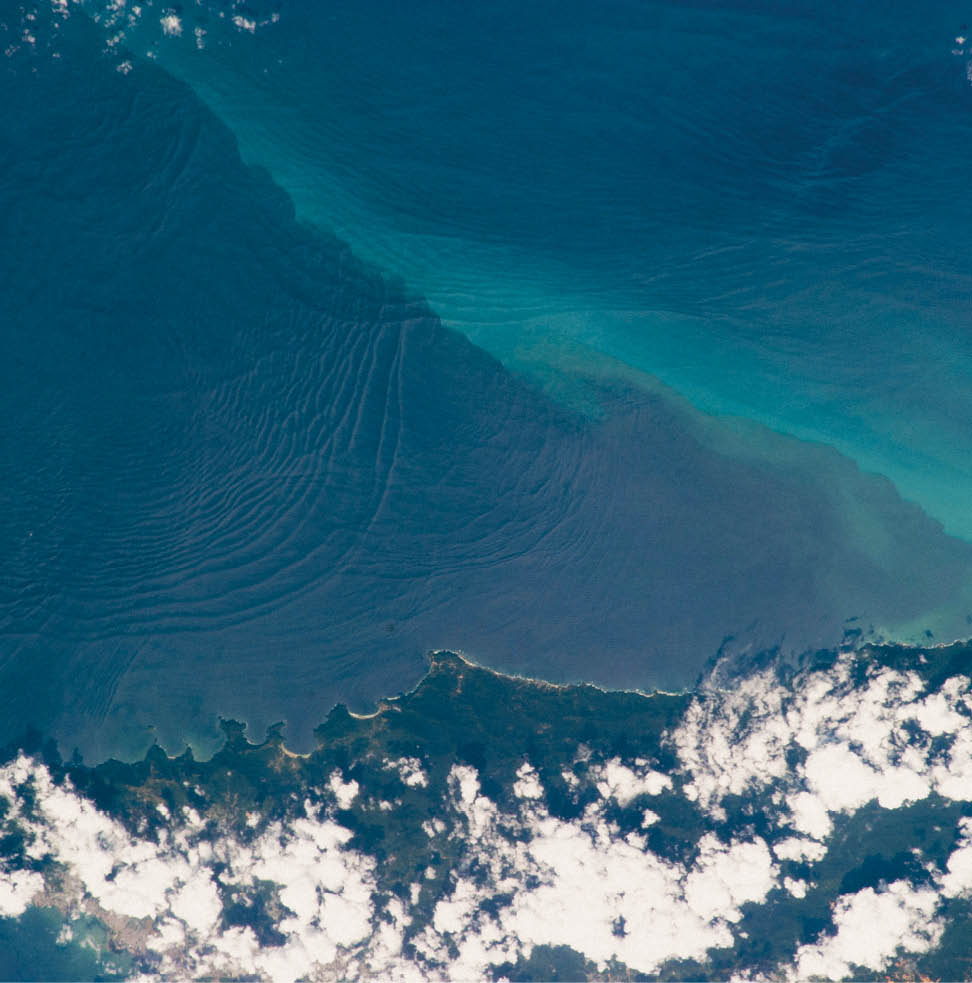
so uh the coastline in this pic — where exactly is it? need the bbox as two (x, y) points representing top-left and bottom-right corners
(136, 635), (972, 768)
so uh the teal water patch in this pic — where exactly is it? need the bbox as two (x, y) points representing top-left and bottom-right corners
(0, 907), (127, 981)
(101, 0), (972, 539)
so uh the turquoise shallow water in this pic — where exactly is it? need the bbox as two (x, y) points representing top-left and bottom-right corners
(136, 0), (972, 539)
(3, 3), (972, 760)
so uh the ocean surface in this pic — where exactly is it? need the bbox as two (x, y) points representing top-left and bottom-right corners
(2, 1), (972, 761)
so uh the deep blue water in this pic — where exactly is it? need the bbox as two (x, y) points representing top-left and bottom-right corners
(2, 3), (972, 760)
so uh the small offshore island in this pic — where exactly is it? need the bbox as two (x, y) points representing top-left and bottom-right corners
(2, 644), (972, 980)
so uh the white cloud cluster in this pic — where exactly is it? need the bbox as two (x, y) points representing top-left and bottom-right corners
(384, 756), (429, 788)
(0, 756), (385, 980)
(0, 751), (783, 980)
(789, 880), (943, 981)
(672, 649), (972, 977)
(589, 756), (672, 806)
(158, 11), (180, 36)
(327, 771), (360, 809)
(673, 651), (972, 837)
(512, 762), (544, 799)
(5, 0), (278, 67)
(409, 765), (777, 977)
(0, 867), (44, 918)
